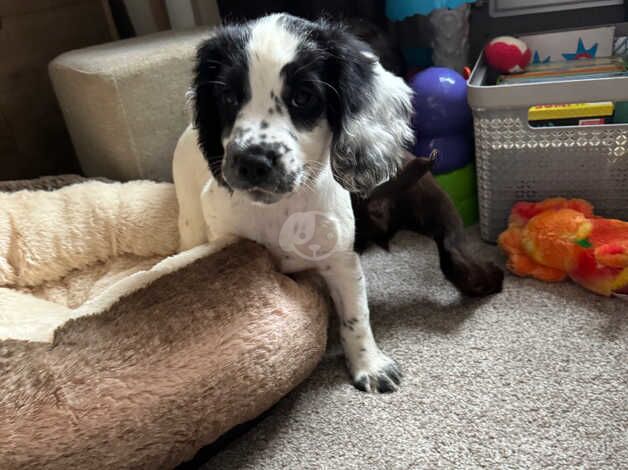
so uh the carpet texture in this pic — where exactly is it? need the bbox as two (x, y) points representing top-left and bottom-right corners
(201, 228), (627, 469)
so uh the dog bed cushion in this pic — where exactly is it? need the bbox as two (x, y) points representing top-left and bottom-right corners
(0, 177), (329, 469)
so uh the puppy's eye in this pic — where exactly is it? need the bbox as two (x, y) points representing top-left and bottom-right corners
(291, 88), (317, 108)
(221, 89), (238, 106)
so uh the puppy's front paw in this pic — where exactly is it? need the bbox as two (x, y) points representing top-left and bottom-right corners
(445, 250), (504, 298)
(351, 351), (402, 393)
(454, 259), (504, 297)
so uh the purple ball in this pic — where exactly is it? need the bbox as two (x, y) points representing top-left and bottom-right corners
(410, 67), (472, 135)
(410, 67), (473, 174)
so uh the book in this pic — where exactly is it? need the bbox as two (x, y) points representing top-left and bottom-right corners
(528, 102), (614, 121)
(498, 57), (627, 84)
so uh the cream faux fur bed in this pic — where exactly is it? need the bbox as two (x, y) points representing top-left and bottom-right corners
(0, 177), (329, 469)
(0, 178), (181, 342)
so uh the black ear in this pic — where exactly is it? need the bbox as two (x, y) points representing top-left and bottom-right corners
(322, 23), (414, 196)
(192, 25), (250, 175)
(193, 35), (226, 161)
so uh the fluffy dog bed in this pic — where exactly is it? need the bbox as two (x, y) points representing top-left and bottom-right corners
(0, 177), (329, 469)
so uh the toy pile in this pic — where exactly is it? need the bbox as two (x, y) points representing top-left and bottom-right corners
(482, 27), (628, 125)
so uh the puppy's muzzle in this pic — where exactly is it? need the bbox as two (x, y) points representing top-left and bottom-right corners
(224, 143), (280, 190)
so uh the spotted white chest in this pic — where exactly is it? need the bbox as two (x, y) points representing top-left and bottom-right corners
(200, 170), (355, 273)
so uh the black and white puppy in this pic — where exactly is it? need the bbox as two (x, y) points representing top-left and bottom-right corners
(173, 13), (413, 393)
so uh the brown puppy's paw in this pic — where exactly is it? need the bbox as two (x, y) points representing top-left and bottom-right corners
(444, 252), (504, 297)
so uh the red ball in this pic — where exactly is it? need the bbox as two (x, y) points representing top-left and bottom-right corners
(484, 36), (531, 74)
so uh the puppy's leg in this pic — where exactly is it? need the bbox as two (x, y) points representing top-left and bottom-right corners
(173, 125), (211, 251)
(410, 174), (503, 297)
(175, 182), (208, 251)
(320, 252), (401, 393)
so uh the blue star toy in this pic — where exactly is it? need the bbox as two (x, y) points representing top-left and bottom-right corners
(532, 51), (551, 64)
(562, 38), (598, 60)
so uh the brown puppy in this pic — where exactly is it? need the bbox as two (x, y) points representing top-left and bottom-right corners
(352, 152), (503, 297)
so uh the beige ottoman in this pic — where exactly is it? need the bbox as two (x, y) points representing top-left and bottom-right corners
(49, 28), (211, 182)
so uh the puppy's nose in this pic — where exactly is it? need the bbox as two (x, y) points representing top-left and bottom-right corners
(237, 147), (274, 185)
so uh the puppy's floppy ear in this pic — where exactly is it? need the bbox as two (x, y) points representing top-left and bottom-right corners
(193, 34), (225, 159)
(193, 25), (249, 181)
(324, 25), (414, 196)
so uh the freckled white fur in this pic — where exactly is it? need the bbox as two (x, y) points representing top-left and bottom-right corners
(175, 14), (408, 392)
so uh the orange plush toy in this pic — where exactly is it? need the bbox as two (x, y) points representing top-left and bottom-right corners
(498, 198), (628, 296)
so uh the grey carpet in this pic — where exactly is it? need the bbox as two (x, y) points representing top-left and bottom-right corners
(202, 228), (627, 469)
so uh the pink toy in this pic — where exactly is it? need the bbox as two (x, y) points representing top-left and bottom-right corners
(484, 36), (531, 74)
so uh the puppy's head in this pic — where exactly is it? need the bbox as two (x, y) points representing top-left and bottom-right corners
(193, 14), (414, 204)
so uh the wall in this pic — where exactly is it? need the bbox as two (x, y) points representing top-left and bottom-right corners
(0, 1), (114, 180)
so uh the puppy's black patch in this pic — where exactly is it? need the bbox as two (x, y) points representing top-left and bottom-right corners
(194, 24), (251, 182)
(280, 44), (328, 130)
